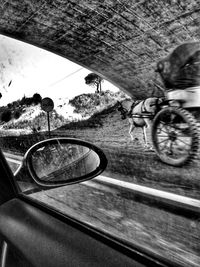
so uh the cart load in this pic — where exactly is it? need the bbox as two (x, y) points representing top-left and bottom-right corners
(156, 42), (200, 90)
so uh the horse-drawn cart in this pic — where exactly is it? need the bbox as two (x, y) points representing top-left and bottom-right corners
(118, 42), (200, 167)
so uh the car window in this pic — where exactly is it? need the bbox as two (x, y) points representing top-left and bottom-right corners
(0, 34), (200, 267)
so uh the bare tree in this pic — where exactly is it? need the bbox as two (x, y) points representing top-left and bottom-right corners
(84, 73), (103, 94)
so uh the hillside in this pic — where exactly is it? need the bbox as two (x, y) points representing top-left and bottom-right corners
(0, 90), (132, 138)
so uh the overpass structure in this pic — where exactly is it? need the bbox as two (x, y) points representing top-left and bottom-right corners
(0, 1), (199, 98)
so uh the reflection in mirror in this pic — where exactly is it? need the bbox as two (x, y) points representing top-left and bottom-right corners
(30, 141), (100, 183)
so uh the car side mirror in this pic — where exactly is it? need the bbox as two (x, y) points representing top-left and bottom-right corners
(21, 138), (107, 188)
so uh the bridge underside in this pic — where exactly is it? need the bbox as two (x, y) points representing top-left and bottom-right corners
(0, 1), (199, 98)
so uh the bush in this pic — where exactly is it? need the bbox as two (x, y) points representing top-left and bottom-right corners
(14, 110), (21, 119)
(24, 97), (33, 106)
(18, 93), (42, 107)
(1, 109), (12, 122)
(68, 90), (127, 118)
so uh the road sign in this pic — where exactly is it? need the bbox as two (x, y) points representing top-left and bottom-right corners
(41, 97), (54, 137)
(41, 97), (54, 112)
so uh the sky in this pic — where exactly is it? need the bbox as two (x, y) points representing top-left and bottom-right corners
(0, 35), (119, 106)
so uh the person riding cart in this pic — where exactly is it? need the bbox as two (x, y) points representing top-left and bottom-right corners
(151, 41), (200, 166)
(156, 42), (200, 108)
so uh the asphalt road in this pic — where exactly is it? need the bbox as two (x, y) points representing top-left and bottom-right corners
(4, 151), (200, 211)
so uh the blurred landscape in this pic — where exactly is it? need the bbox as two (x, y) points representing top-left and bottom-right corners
(0, 90), (200, 200)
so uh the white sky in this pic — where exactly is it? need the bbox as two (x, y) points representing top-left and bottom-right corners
(0, 35), (119, 106)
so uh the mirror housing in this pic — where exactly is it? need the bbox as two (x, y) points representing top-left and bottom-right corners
(22, 138), (107, 188)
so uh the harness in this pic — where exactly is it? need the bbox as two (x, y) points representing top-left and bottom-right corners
(118, 98), (161, 121)
(128, 100), (141, 117)
(129, 99), (152, 117)
(141, 100), (148, 113)
(132, 100), (152, 127)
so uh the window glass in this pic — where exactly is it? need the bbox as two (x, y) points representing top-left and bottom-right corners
(0, 34), (200, 267)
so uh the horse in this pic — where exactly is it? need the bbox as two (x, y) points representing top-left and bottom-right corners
(117, 97), (162, 149)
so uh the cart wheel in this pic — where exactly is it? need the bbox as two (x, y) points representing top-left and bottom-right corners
(152, 107), (199, 166)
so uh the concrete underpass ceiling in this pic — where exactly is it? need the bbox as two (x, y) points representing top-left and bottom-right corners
(0, 0), (200, 98)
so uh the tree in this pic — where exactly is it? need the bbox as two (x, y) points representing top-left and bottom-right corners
(32, 93), (42, 105)
(84, 73), (103, 94)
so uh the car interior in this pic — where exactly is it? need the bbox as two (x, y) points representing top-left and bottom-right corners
(0, 1), (199, 267)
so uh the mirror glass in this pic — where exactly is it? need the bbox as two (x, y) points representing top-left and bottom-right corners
(30, 142), (101, 183)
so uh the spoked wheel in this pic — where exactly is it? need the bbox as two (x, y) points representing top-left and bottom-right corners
(152, 107), (199, 166)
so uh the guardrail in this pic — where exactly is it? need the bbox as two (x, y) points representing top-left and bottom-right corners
(94, 176), (200, 218)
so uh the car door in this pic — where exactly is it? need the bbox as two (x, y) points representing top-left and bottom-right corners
(0, 33), (199, 267)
